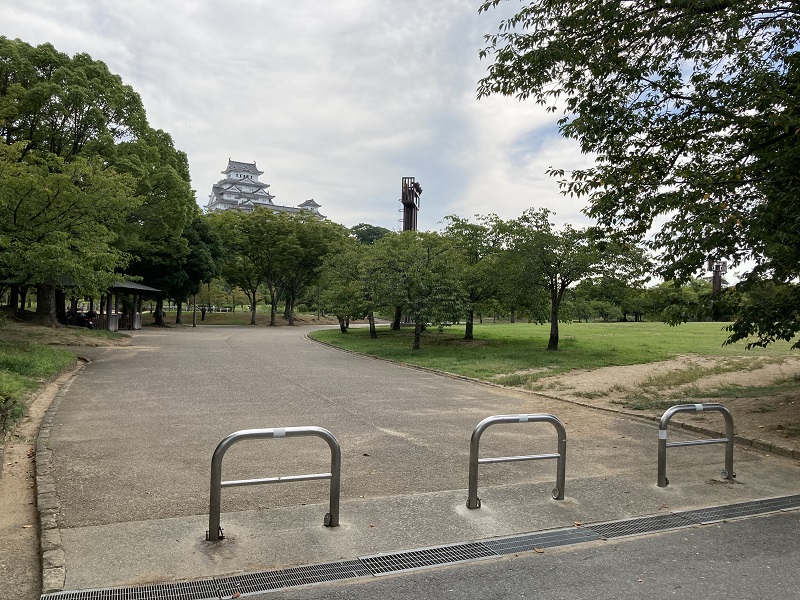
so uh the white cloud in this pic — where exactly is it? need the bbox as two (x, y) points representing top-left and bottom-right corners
(2, 0), (596, 231)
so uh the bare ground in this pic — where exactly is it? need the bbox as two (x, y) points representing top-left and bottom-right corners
(511, 355), (800, 456)
(0, 366), (83, 600)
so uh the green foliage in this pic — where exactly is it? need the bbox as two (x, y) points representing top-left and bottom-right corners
(497, 208), (606, 349)
(478, 0), (800, 349)
(349, 223), (392, 245)
(320, 236), (369, 323)
(0, 141), (138, 295)
(725, 280), (800, 349)
(208, 209), (267, 324)
(367, 231), (466, 348)
(281, 214), (348, 324)
(442, 214), (503, 339)
(0, 37), (198, 322)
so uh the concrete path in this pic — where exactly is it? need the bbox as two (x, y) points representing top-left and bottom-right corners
(39, 326), (800, 592)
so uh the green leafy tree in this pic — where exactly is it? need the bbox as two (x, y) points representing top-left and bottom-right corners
(320, 236), (368, 333)
(498, 208), (604, 350)
(442, 214), (502, 340)
(281, 214), (347, 325)
(368, 231), (465, 350)
(0, 37), (196, 323)
(208, 210), (266, 325)
(650, 279), (713, 324)
(350, 223), (392, 245)
(479, 0), (800, 348)
(0, 142), (138, 324)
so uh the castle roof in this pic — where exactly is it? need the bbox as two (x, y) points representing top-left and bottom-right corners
(222, 159), (264, 176)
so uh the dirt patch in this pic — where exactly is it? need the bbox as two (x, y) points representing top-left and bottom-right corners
(506, 355), (800, 456)
(0, 365), (82, 600)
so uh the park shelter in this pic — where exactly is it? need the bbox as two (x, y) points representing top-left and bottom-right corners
(99, 281), (161, 331)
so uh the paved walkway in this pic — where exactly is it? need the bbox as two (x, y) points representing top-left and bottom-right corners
(38, 326), (800, 593)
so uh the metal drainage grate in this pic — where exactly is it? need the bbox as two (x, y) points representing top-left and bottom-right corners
(759, 494), (800, 512)
(679, 501), (773, 524)
(360, 542), (497, 575)
(587, 513), (696, 539)
(41, 495), (800, 600)
(678, 495), (800, 524)
(483, 527), (600, 555)
(215, 560), (373, 595)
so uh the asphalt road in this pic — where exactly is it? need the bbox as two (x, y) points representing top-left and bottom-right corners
(42, 325), (800, 592)
(257, 511), (800, 600)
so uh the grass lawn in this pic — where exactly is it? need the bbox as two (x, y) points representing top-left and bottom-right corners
(309, 321), (795, 381)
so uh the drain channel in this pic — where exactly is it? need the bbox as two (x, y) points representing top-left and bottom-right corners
(42, 494), (800, 600)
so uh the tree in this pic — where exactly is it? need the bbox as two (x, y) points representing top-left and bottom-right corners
(442, 215), (501, 340)
(281, 214), (346, 326)
(0, 37), (196, 324)
(368, 231), (464, 350)
(479, 1), (800, 348)
(498, 208), (604, 350)
(320, 236), (368, 333)
(350, 223), (392, 245)
(208, 210), (266, 325)
(0, 141), (138, 324)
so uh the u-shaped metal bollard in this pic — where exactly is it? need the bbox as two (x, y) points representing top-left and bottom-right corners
(467, 414), (567, 509)
(207, 426), (341, 541)
(657, 403), (735, 487)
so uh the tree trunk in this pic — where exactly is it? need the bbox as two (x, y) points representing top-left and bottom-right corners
(368, 310), (377, 339)
(464, 308), (474, 340)
(413, 320), (422, 350)
(510, 306), (516, 323)
(35, 283), (59, 326)
(286, 294), (295, 326)
(392, 306), (402, 330)
(176, 302), (183, 325)
(250, 302), (257, 325)
(9, 284), (19, 311)
(337, 315), (348, 333)
(55, 289), (66, 324)
(154, 297), (165, 326)
(547, 287), (562, 351)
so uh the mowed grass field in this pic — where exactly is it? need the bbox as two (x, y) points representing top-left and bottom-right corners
(309, 321), (796, 381)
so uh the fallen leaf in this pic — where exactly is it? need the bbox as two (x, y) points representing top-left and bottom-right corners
(533, 548), (544, 554)
(231, 594), (241, 599)
(574, 521), (582, 527)
(369, 523), (375, 528)
(22, 525), (33, 529)
(659, 504), (669, 509)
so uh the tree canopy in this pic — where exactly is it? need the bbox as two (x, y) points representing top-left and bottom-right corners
(0, 37), (199, 323)
(478, 0), (800, 347)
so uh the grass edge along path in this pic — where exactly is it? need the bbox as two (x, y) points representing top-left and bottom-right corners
(309, 322), (796, 382)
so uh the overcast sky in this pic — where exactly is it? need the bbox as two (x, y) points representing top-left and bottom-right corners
(3, 1), (593, 232)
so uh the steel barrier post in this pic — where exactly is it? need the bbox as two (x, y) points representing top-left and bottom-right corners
(657, 403), (735, 488)
(207, 426), (341, 541)
(467, 414), (567, 509)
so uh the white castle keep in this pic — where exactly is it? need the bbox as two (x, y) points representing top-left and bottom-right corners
(205, 159), (323, 217)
